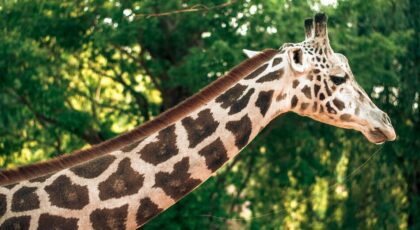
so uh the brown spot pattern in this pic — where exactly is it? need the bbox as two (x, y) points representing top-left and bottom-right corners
(198, 138), (228, 172)
(355, 106), (361, 115)
(312, 102), (318, 112)
(4, 183), (17, 190)
(256, 69), (284, 83)
(244, 64), (268, 80)
(29, 174), (51, 183)
(216, 84), (247, 109)
(182, 109), (219, 148)
(301, 85), (312, 99)
(12, 186), (40, 212)
(154, 157), (201, 200)
(333, 98), (345, 111)
(98, 158), (144, 201)
(121, 139), (144, 152)
(0, 194), (6, 217)
(45, 175), (89, 210)
(255, 90), (274, 116)
(38, 214), (78, 230)
(291, 96), (298, 109)
(314, 84), (321, 97)
(272, 57), (283, 66)
(292, 80), (299, 88)
(139, 125), (178, 165)
(90, 205), (128, 230)
(340, 114), (352, 122)
(0, 216), (30, 230)
(226, 115), (253, 149)
(323, 79), (332, 96)
(307, 75), (314, 81)
(300, 103), (309, 111)
(228, 89), (255, 115)
(136, 198), (162, 225)
(70, 155), (116, 179)
(326, 102), (337, 114)
(276, 93), (287, 101)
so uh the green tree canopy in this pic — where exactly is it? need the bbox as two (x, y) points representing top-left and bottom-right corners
(0, 0), (418, 228)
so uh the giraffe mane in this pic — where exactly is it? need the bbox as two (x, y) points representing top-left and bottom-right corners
(0, 49), (279, 186)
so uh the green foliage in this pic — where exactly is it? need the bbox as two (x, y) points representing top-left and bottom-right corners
(0, 0), (418, 228)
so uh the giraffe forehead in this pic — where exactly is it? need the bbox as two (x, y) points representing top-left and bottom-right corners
(301, 42), (333, 62)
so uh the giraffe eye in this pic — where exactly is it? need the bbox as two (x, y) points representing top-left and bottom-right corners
(330, 75), (346, 85)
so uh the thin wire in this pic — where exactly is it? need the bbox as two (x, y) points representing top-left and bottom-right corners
(197, 145), (384, 222)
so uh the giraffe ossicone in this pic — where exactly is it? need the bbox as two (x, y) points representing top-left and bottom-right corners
(0, 13), (395, 229)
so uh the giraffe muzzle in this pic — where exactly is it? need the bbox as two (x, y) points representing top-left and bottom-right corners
(365, 113), (396, 144)
(367, 127), (395, 144)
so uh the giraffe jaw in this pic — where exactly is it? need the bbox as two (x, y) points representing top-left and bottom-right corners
(305, 113), (396, 144)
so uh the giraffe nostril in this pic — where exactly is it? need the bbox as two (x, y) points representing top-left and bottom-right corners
(382, 113), (392, 126)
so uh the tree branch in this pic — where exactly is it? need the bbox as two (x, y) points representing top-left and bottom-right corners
(89, 62), (151, 122)
(5, 88), (103, 145)
(134, 0), (238, 18)
(113, 44), (162, 91)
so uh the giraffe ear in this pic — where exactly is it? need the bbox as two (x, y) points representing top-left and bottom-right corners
(287, 47), (309, 73)
(243, 49), (261, 58)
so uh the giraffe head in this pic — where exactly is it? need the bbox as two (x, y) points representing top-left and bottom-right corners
(246, 13), (396, 144)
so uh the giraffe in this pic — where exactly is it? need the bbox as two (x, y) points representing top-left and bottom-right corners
(0, 13), (396, 229)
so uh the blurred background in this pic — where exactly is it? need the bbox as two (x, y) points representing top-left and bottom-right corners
(0, 0), (418, 229)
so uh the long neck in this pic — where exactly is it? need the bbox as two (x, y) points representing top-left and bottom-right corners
(0, 51), (289, 229)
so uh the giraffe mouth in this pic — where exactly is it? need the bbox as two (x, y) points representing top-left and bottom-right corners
(366, 127), (396, 144)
